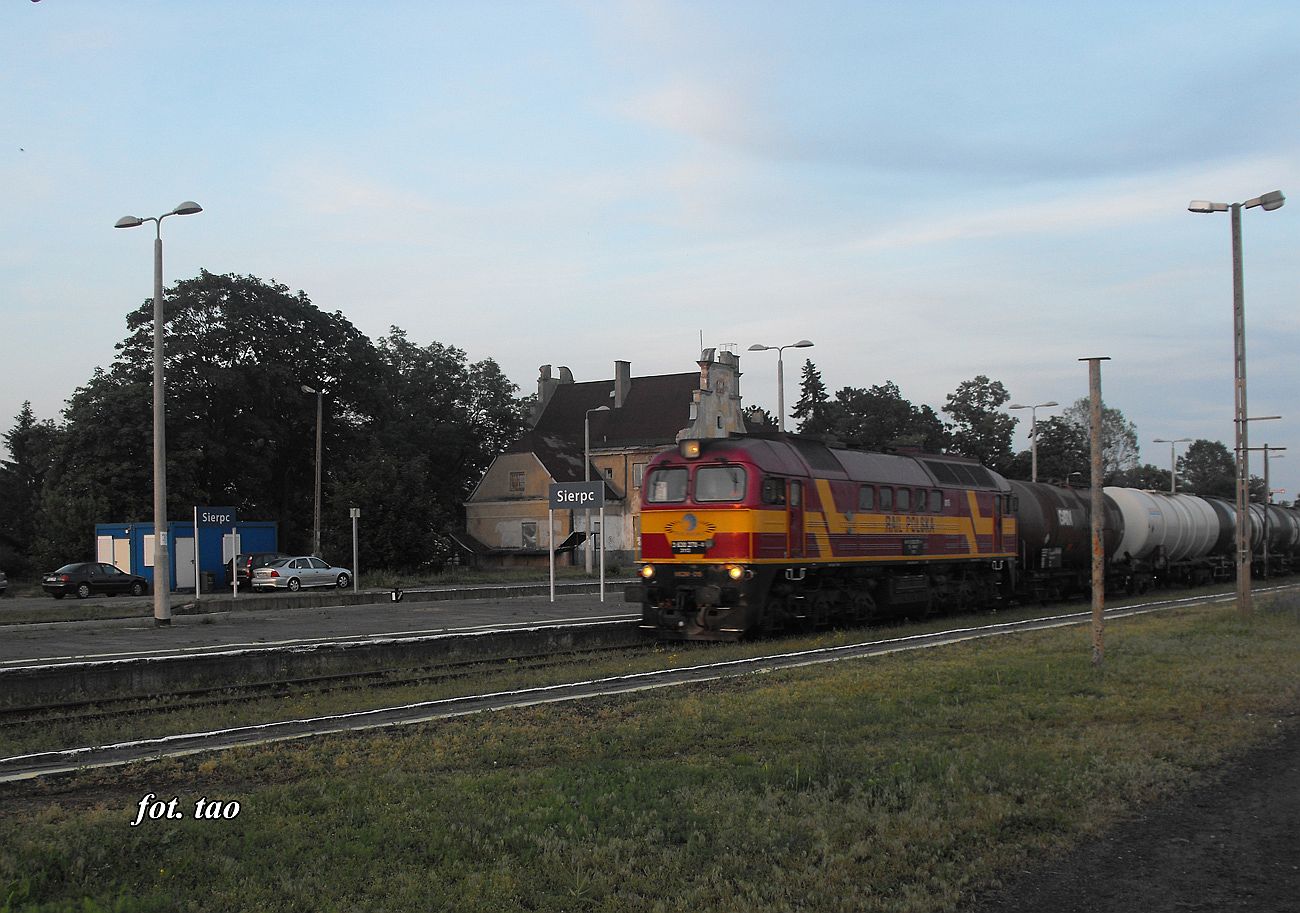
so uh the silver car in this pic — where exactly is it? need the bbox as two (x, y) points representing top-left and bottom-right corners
(251, 556), (351, 592)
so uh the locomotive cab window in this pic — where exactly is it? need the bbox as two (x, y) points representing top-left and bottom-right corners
(929, 490), (943, 512)
(896, 488), (910, 511)
(879, 487), (893, 511)
(646, 467), (688, 503)
(858, 485), (875, 510)
(761, 477), (786, 505)
(695, 465), (747, 502)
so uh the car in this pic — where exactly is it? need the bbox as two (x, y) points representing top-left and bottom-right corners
(42, 562), (148, 600)
(235, 552), (291, 590)
(250, 556), (351, 592)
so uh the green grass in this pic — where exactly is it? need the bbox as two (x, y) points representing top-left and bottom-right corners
(1, 594), (1298, 912)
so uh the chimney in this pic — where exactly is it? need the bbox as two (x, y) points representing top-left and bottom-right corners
(530, 364), (574, 427)
(614, 360), (631, 408)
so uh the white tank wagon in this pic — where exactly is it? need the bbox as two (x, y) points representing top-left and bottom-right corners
(1105, 488), (1234, 587)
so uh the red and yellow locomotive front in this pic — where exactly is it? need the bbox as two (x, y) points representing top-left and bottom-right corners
(634, 437), (773, 639)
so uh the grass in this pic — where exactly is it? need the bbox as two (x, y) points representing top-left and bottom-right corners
(1, 592), (1298, 912)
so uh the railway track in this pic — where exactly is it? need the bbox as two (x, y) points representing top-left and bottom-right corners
(6, 585), (1291, 784)
(0, 642), (654, 731)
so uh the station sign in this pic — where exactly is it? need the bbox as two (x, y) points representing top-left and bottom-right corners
(548, 481), (605, 510)
(197, 506), (238, 527)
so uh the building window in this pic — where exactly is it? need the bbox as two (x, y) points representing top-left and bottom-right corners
(604, 467), (614, 480)
(521, 521), (538, 549)
(509, 471), (525, 493)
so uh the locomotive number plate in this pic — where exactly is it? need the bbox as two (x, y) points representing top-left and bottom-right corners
(671, 539), (714, 555)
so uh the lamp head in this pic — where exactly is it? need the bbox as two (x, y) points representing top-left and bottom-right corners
(114, 216), (144, 229)
(171, 201), (203, 216)
(1188, 200), (1229, 213)
(748, 344), (771, 352)
(1252, 190), (1285, 211)
(793, 339), (814, 348)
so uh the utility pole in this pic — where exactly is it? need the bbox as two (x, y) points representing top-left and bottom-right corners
(1080, 356), (1110, 669)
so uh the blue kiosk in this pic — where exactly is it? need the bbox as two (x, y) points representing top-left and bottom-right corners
(94, 509), (278, 593)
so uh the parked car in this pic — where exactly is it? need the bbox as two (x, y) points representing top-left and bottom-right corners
(235, 552), (291, 590)
(251, 556), (351, 592)
(43, 562), (148, 599)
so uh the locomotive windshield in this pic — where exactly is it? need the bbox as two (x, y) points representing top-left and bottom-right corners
(695, 465), (747, 502)
(646, 467), (688, 503)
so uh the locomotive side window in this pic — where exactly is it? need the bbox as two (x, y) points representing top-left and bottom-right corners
(762, 477), (786, 505)
(896, 488), (911, 511)
(879, 487), (893, 510)
(646, 467), (688, 503)
(859, 485), (875, 510)
(695, 465), (748, 502)
(929, 490), (943, 512)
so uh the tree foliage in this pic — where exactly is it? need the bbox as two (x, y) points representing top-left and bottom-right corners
(819, 382), (950, 453)
(10, 272), (528, 574)
(942, 375), (1017, 471)
(1060, 397), (1140, 484)
(791, 360), (829, 431)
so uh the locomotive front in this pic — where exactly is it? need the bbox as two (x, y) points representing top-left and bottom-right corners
(630, 438), (772, 640)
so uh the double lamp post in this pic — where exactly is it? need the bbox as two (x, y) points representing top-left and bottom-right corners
(114, 202), (203, 626)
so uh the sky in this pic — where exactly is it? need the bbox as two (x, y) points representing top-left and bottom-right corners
(3, 1), (1298, 500)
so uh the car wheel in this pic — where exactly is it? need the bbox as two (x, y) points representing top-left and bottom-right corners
(130, 582), (145, 596)
(75, 582), (92, 599)
(337, 573), (350, 589)
(287, 577), (301, 592)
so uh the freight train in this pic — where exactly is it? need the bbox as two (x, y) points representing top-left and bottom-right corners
(626, 433), (1300, 641)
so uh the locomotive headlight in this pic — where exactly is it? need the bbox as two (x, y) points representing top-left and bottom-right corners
(639, 564), (656, 579)
(727, 565), (745, 581)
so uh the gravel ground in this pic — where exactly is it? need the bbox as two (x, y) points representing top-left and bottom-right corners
(972, 713), (1300, 913)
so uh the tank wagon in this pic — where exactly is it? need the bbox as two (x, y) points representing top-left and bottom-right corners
(628, 434), (1300, 641)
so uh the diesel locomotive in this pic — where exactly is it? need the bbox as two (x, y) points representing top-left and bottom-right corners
(626, 433), (1300, 641)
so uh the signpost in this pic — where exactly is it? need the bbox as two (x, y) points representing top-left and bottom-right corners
(548, 482), (606, 602)
(349, 507), (361, 594)
(193, 506), (237, 601)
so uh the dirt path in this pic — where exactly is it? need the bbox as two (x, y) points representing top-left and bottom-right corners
(972, 714), (1300, 912)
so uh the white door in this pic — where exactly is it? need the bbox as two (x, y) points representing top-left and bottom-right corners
(174, 537), (195, 591)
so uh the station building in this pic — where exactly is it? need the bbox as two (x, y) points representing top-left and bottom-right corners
(460, 349), (748, 569)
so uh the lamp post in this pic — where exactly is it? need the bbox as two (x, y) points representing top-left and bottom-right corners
(1152, 437), (1192, 494)
(747, 339), (814, 432)
(1189, 189), (1285, 614)
(114, 201), (203, 626)
(1008, 401), (1058, 483)
(583, 404), (610, 573)
(301, 385), (324, 557)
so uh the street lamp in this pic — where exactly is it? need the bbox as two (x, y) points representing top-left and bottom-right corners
(1189, 188), (1285, 614)
(1008, 401), (1058, 483)
(747, 339), (814, 432)
(301, 385), (324, 556)
(583, 404), (611, 573)
(114, 201), (203, 626)
(1152, 437), (1192, 494)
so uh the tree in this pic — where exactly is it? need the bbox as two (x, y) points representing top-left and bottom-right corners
(323, 328), (527, 569)
(1061, 398), (1139, 484)
(1012, 416), (1090, 486)
(818, 382), (950, 453)
(24, 271), (530, 571)
(743, 405), (777, 432)
(942, 375), (1017, 471)
(1178, 439), (1234, 498)
(791, 360), (830, 434)
(0, 402), (60, 573)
